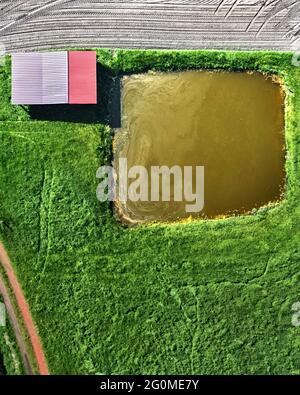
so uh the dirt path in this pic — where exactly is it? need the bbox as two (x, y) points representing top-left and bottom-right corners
(0, 242), (49, 375)
(0, 277), (32, 374)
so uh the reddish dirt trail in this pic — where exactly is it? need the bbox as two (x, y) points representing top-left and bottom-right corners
(0, 242), (49, 375)
(0, 277), (32, 374)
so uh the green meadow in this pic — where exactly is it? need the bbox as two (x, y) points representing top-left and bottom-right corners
(0, 50), (300, 374)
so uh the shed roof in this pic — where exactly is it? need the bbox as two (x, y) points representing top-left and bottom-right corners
(11, 51), (97, 105)
(12, 52), (68, 105)
(68, 51), (97, 104)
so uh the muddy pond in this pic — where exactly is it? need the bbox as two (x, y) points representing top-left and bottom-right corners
(114, 70), (285, 224)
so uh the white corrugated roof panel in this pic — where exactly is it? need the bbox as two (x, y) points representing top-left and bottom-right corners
(12, 52), (68, 105)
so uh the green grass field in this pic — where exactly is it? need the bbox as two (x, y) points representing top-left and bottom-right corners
(0, 50), (300, 374)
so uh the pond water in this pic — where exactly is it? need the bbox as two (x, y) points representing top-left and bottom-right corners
(114, 70), (285, 224)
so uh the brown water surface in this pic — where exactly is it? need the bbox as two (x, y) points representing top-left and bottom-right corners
(114, 71), (285, 223)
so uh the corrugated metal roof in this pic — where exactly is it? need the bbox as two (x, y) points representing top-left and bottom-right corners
(12, 52), (68, 105)
(68, 51), (97, 105)
(41, 52), (68, 104)
(12, 53), (43, 104)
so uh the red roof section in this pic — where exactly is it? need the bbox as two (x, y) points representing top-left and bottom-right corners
(68, 51), (97, 104)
